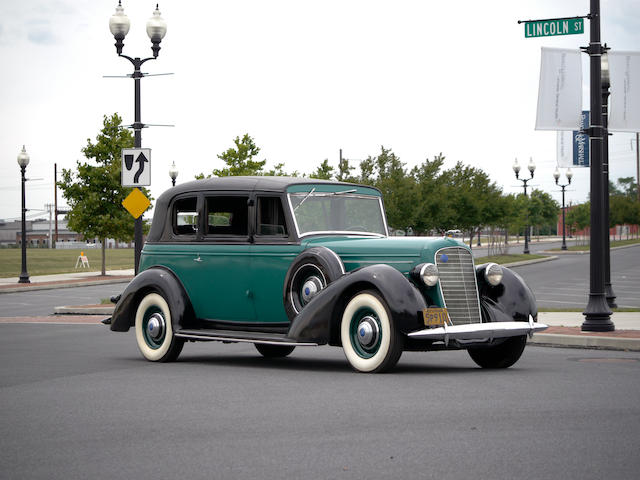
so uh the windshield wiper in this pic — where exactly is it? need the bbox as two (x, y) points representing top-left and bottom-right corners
(332, 189), (357, 195)
(293, 187), (316, 211)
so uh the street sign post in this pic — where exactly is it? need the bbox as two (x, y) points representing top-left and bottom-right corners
(121, 148), (151, 187)
(524, 18), (584, 38)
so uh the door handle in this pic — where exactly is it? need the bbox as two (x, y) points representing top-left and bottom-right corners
(193, 256), (202, 263)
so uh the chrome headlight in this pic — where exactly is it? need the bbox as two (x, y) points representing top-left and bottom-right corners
(484, 263), (503, 286)
(411, 263), (439, 287)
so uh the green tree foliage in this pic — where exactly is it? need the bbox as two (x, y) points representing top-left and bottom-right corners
(197, 134), (299, 178)
(197, 134), (265, 178)
(528, 189), (560, 236)
(566, 202), (591, 244)
(310, 159), (334, 180)
(59, 113), (149, 274)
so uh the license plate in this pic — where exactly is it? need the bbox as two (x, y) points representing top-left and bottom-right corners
(423, 308), (449, 326)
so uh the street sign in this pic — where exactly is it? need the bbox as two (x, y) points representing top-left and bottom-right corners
(121, 148), (151, 187)
(122, 188), (151, 219)
(524, 18), (584, 38)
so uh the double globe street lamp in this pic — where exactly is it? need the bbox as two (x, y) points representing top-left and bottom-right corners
(513, 157), (536, 255)
(17, 146), (30, 283)
(553, 167), (573, 251)
(109, 1), (167, 274)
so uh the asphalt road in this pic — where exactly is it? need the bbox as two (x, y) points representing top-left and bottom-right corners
(1, 323), (639, 480)
(0, 282), (128, 317)
(512, 245), (640, 309)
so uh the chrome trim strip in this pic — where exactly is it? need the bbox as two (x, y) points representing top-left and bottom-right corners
(174, 333), (317, 346)
(326, 248), (346, 275)
(408, 321), (548, 341)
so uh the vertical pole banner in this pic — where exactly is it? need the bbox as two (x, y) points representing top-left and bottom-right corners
(608, 51), (640, 132)
(556, 111), (590, 167)
(536, 47), (583, 130)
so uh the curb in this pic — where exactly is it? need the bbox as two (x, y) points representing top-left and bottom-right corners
(54, 305), (115, 315)
(501, 256), (558, 268)
(541, 242), (640, 255)
(0, 277), (132, 294)
(528, 333), (640, 351)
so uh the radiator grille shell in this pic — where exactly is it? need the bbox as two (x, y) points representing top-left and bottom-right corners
(436, 247), (482, 325)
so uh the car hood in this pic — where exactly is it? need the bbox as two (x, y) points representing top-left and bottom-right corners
(302, 235), (471, 275)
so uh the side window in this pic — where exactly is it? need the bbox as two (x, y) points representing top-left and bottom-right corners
(206, 196), (248, 236)
(173, 197), (199, 235)
(257, 196), (288, 237)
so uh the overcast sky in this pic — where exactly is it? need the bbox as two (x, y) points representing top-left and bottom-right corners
(1, 0), (639, 223)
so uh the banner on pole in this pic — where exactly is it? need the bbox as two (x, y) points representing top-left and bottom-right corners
(608, 51), (640, 132)
(557, 111), (590, 167)
(535, 47), (582, 131)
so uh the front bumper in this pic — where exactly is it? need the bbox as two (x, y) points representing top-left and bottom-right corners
(408, 315), (547, 346)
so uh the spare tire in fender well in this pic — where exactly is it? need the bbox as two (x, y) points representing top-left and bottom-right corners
(110, 266), (197, 332)
(282, 246), (345, 321)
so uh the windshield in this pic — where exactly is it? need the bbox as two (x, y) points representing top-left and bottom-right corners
(288, 192), (387, 236)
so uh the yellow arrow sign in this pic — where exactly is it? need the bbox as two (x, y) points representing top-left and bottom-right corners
(122, 188), (150, 219)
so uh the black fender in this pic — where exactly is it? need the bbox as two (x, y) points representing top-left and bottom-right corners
(286, 264), (427, 345)
(110, 266), (197, 332)
(282, 246), (345, 320)
(475, 264), (537, 324)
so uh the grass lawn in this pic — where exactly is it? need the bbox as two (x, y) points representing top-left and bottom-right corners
(549, 238), (640, 252)
(0, 248), (134, 278)
(475, 253), (547, 264)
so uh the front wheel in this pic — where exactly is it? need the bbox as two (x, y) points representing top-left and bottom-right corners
(467, 335), (527, 369)
(135, 292), (184, 362)
(340, 290), (403, 373)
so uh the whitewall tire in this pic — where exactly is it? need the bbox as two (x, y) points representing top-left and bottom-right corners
(134, 292), (184, 362)
(340, 290), (403, 373)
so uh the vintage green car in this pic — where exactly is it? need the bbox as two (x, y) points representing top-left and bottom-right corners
(109, 177), (546, 373)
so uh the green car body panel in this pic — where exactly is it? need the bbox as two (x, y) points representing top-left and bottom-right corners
(139, 235), (465, 323)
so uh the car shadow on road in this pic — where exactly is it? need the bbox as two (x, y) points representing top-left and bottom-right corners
(171, 353), (481, 375)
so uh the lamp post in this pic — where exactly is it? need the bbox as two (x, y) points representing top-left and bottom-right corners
(109, 1), (167, 274)
(169, 161), (178, 187)
(17, 146), (30, 283)
(553, 167), (573, 251)
(513, 157), (535, 254)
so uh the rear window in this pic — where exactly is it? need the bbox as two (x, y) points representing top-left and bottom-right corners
(173, 197), (198, 235)
(206, 196), (249, 236)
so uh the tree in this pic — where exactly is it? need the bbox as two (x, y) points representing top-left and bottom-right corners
(197, 134), (265, 178)
(59, 113), (148, 275)
(528, 189), (560, 238)
(311, 159), (334, 180)
(566, 202), (591, 245)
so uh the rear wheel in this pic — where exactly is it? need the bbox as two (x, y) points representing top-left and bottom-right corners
(134, 292), (184, 362)
(467, 335), (527, 369)
(254, 344), (296, 358)
(340, 290), (403, 373)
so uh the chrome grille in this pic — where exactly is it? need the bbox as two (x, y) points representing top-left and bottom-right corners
(436, 247), (482, 325)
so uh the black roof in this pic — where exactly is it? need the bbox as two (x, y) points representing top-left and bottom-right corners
(166, 176), (348, 198)
(147, 176), (369, 242)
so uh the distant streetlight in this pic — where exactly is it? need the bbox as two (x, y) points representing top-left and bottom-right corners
(553, 167), (573, 251)
(109, 1), (167, 275)
(169, 161), (178, 187)
(17, 146), (30, 283)
(513, 157), (535, 254)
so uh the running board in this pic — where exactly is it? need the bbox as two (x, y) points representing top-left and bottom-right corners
(408, 316), (547, 346)
(175, 328), (318, 346)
